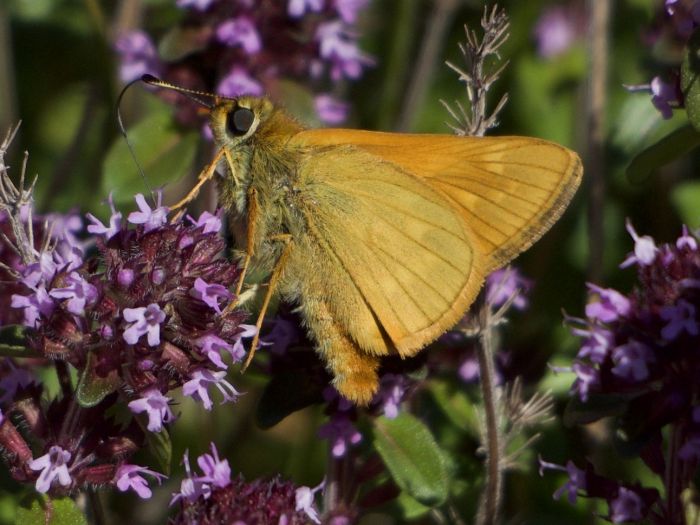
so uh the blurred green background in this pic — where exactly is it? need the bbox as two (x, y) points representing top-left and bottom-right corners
(0, 0), (695, 523)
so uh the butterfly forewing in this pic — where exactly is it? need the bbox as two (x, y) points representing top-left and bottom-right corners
(295, 130), (582, 274)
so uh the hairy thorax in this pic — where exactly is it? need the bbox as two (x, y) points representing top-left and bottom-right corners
(218, 136), (306, 277)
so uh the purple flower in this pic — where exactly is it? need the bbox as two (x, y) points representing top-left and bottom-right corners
(182, 369), (240, 410)
(0, 361), (36, 404)
(231, 324), (258, 361)
(666, 0), (700, 38)
(11, 286), (55, 327)
(114, 31), (161, 83)
(611, 341), (654, 382)
(217, 67), (263, 97)
(585, 284), (630, 323)
(190, 278), (232, 314)
(295, 481), (324, 524)
(29, 446), (72, 493)
(118, 269), (135, 288)
(660, 299), (699, 340)
(262, 318), (300, 355)
(195, 334), (238, 369)
(538, 458), (586, 505)
(373, 373), (408, 419)
(86, 193), (122, 239)
(620, 220), (658, 268)
(170, 451), (212, 506)
(677, 224), (698, 250)
(318, 415), (362, 457)
(122, 303), (166, 347)
(128, 388), (175, 432)
(679, 434), (700, 461)
(458, 356), (480, 382)
(188, 210), (222, 234)
(609, 487), (644, 523)
(197, 443), (231, 488)
(53, 241), (84, 273)
(177, 0), (216, 10)
(49, 272), (98, 315)
(45, 212), (83, 247)
(315, 94), (349, 124)
(316, 21), (374, 81)
(650, 76), (681, 119)
(486, 266), (532, 311)
(572, 362), (599, 402)
(288, 0), (323, 18)
(127, 193), (168, 233)
(334, 0), (369, 23)
(533, 5), (583, 59)
(115, 464), (166, 499)
(572, 326), (614, 363)
(216, 17), (262, 54)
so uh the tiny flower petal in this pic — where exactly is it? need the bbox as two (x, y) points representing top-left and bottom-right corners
(127, 194), (168, 232)
(609, 487), (644, 523)
(29, 446), (72, 493)
(196, 443), (231, 488)
(115, 464), (166, 499)
(620, 219), (657, 268)
(128, 388), (175, 432)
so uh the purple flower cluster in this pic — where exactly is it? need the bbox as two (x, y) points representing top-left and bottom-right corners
(630, 0), (699, 118)
(568, 220), (700, 411)
(0, 195), (250, 497)
(538, 458), (659, 523)
(553, 221), (700, 523)
(115, 0), (373, 125)
(169, 443), (323, 525)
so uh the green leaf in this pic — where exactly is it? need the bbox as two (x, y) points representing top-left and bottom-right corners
(426, 379), (479, 437)
(256, 365), (325, 429)
(0, 325), (38, 358)
(671, 180), (700, 228)
(102, 106), (198, 205)
(625, 124), (700, 184)
(682, 28), (700, 130)
(75, 351), (121, 408)
(563, 392), (632, 427)
(394, 491), (432, 520)
(144, 427), (172, 475)
(373, 413), (450, 507)
(16, 495), (87, 525)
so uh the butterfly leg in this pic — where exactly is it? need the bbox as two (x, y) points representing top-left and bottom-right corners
(169, 147), (226, 216)
(240, 234), (293, 372)
(300, 296), (380, 405)
(234, 187), (259, 297)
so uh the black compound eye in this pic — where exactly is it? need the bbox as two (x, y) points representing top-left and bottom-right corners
(227, 107), (255, 136)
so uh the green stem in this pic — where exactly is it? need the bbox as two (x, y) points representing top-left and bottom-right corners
(475, 295), (503, 525)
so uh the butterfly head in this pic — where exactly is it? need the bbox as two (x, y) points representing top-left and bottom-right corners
(209, 97), (274, 150)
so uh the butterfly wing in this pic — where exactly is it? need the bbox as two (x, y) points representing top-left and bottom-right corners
(290, 130), (581, 356)
(294, 129), (582, 273)
(291, 145), (481, 357)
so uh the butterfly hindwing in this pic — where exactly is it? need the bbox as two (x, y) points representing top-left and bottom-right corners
(291, 141), (481, 356)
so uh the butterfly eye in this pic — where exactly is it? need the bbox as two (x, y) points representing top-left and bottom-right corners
(227, 107), (255, 136)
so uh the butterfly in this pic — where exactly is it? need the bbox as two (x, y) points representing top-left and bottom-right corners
(142, 74), (582, 404)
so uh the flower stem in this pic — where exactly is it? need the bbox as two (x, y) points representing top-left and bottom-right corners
(585, 0), (610, 283)
(323, 447), (341, 515)
(396, 0), (460, 131)
(475, 295), (503, 525)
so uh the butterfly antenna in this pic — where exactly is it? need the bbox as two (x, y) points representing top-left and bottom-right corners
(141, 74), (218, 108)
(116, 77), (156, 206)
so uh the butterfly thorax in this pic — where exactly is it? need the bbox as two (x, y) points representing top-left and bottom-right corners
(216, 107), (305, 275)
